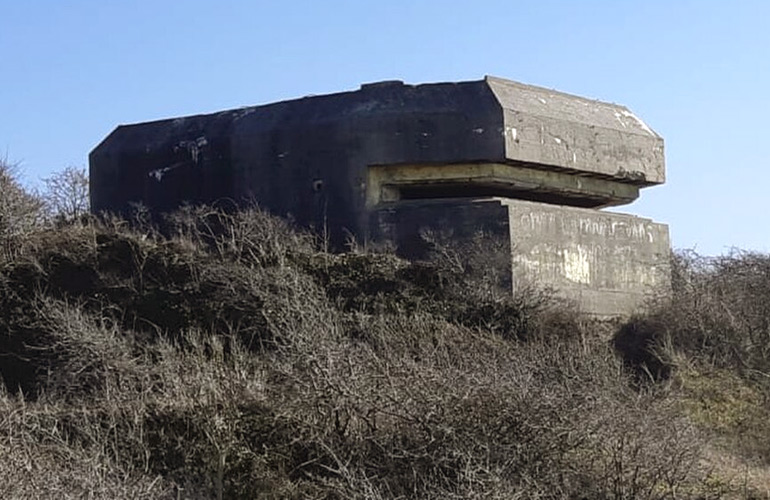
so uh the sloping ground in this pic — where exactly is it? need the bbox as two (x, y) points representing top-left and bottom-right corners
(0, 207), (768, 499)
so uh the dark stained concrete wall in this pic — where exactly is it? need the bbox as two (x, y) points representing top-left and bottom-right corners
(90, 80), (503, 248)
(90, 77), (670, 315)
(90, 76), (665, 249)
(370, 197), (512, 261)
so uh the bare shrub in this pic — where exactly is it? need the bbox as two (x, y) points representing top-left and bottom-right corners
(0, 397), (174, 500)
(419, 227), (512, 300)
(0, 323), (274, 499)
(0, 158), (45, 260)
(0, 203), (714, 498)
(415, 227), (584, 342)
(0, 294), (139, 399)
(265, 307), (704, 498)
(580, 395), (702, 499)
(616, 250), (770, 480)
(42, 165), (90, 222)
(164, 203), (317, 268)
(613, 316), (673, 383)
(621, 250), (770, 377)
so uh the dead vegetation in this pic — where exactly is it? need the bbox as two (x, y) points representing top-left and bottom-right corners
(0, 158), (46, 260)
(613, 250), (770, 496)
(0, 169), (769, 497)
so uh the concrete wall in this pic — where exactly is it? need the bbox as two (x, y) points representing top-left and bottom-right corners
(91, 76), (664, 250)
(372, 197), (670, 317)
(486, 77), (665, 184)
(366, 162), (640, 208)
(503, 199), (670, 316)
(90, 76), (670, 316)
(90, 80), (504, 249)
(370, 198), (512, 260)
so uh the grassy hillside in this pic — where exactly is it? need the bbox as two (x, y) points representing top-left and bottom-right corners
(0, 205), (768, 499)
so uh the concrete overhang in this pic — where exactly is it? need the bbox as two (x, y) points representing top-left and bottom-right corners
(485, 76), (665, 186)
(90, 75), (665, 231)
(366, 162), (640, 209)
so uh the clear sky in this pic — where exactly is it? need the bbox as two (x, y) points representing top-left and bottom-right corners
(1, 0), (768, 255)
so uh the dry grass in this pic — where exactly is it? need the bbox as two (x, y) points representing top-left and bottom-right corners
(0, 157), (46, 261)
(613, 250), (770, 498)
(0, 204), (766, 498)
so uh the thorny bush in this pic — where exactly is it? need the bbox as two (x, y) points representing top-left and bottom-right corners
(0, 204), (741, 498)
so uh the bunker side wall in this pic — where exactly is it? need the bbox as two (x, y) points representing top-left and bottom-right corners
(369, 198), (512, 262)
(504, 199), (671, 316)
(369, 197), (670, 317)
(90, 81), (505, 249)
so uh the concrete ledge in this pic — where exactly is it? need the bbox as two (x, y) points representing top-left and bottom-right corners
(367, 162), (640, 208)
(486, 76), (665, 184)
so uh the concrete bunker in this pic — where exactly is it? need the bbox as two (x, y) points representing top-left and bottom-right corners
(90, 76), (670, 316)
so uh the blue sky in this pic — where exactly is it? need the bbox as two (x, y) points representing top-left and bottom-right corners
(1, 0), (768, 255)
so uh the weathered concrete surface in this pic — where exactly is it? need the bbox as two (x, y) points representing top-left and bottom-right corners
(91, 79), (502, 248)
(487, 77), (665, 185)
(372, 197), (670, 317)
(503, 198), (670, 316)
(370, 197), (512, 261)
(90, 76), (664, 249)
(90, 76), (669, 316)
(367, 162), (640, 208)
